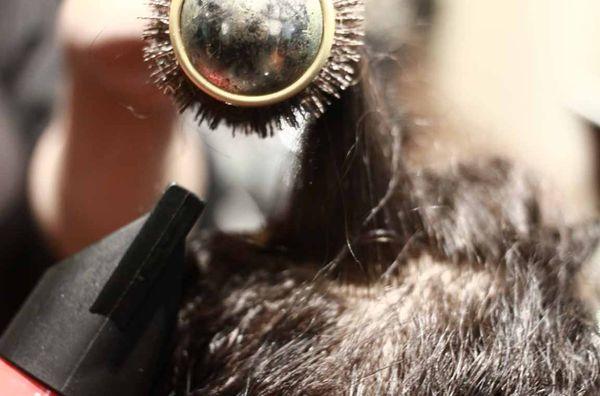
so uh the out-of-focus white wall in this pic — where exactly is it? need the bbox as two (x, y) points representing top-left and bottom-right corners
(431, 0), (600, 221)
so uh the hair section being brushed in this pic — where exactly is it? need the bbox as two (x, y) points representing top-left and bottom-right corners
(153, 0), (600, 393)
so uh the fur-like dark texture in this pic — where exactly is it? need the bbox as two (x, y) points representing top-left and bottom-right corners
(157, 2), (600, 394)
(168, 170), (600, 395)
(160, 72), (600, 394)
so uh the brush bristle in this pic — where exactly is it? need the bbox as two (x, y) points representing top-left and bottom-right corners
(143, 0), (364, 136)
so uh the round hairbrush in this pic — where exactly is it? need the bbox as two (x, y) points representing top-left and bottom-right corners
(144, 0), (364, 135)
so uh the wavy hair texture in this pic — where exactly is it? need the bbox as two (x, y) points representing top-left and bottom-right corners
(160, 1), (600, 394)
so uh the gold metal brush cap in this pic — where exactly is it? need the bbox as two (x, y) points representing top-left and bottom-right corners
(169, 0), (336, 107)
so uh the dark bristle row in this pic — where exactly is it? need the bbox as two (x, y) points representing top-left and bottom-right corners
(143, 0), (364, 136)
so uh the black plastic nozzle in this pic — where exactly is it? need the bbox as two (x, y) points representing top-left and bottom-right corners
(0, 185), (204, 396)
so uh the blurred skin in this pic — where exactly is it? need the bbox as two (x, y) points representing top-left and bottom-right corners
(29, 0), (206, 257)
(428, 0), (600, 221)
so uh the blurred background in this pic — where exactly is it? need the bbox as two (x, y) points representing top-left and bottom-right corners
(0, 0), (599, 330)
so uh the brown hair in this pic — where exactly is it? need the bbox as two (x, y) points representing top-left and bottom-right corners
(162, 5), (600, 395)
